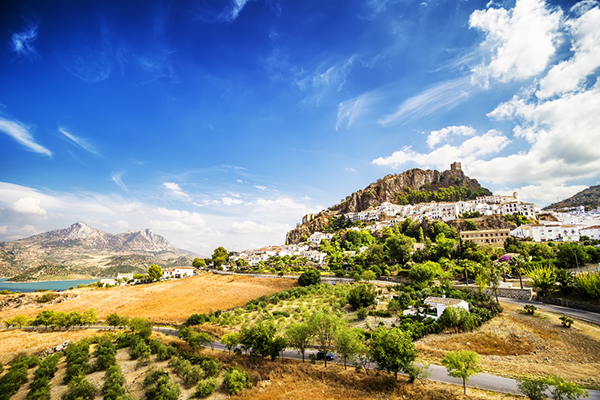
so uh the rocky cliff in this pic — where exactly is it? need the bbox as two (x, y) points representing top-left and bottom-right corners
(286, 163), (492, 244)
(543, 185), (600, 211)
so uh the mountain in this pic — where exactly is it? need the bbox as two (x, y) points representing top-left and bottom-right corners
(0, 222), (192, 281)
(543, 185), (600, 211)
(286, 163), (493, 244)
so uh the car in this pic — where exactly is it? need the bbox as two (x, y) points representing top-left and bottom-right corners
(316, 351), (335, 361)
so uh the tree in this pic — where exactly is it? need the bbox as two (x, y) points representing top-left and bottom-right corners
(285, 322), (315, 363)
(106, 313), (122, 328)
(33, 310), (56, 328)
(547, 375), (589, 400)
(82, 309), (98, 326)
(7, 315), (29, 328)
(559, 315), (574, 328)
(369, 327), (418, 380)
(310, 310), (344, 367)
(239, 321), (284, 360)
(517, 377), (548, 400)
(576, 271), (600, 303)
(211, 247), (229, 267)
(409, 261), (442, 289)
(298, 269), (321, 287)
(360, 270), (376, 281)
(128, 317), (153, 338)
(442, 350), (482, 395)
(221, 332), (240, 353)
(192, 258), (206, 269)
(335, 328), (363, 370)
(347, 283), (376, 310)
(526, 265), (557, 296)
(384, 234), (415, 264)
(222, 367), (252, 395)
(148, 264), (162, 281)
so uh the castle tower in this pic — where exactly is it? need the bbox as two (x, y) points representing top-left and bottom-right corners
(451, 162), (462, 172)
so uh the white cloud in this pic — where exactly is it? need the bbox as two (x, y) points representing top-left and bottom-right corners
(496, 183), (589, 206)
(345, 167), (356, 172)
(0, 225), (37, 241)
(426, 126), (476, 148)
(11, 197), (46, 215)
(111, 173), (128, 192)
(222, 0), (251, 22)
(373, 129), (510, 170)
(254, 185), (267, 190)
(536, 6), (600, 99)
(0, 117), (52, 156)
(229, 220), (291, 234)
(221, 197), (244, 206)
(378, 78), (474, 126)
(469, 0), (562, 85)
(336, 94), (376, 130)
(163, 182), (190, 199)
(11, 24), (38, 58)
(59, 128), (100, 156)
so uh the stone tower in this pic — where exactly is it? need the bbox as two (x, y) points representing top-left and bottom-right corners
(450, 162), (462, 172)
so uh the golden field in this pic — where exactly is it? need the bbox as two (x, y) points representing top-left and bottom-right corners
(0, 273), (296, 324)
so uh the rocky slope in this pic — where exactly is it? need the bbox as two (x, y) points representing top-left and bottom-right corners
(286, 163), (492, 244)
(0, 222), (191, 280)
(543, 185), (600, 211)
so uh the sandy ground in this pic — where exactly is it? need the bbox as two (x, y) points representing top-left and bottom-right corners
(0, 273), (296, 324)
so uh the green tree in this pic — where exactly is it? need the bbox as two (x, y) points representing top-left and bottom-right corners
(147, 264), (162, 281)
(221, 332), (240, 353)
(347, 283), (376, 310)
(128, 317), (153, 338)
(335, 328), (363, 370)
(310, 310), (344, 367)
(298, 269), (321, 287)
(384, 234), (415, 265)
(7, 315), (29, 328)
(192, 258), (206, 269)
(32, 310), (56, 329)
(285, 322), (315, 363)
(442, 350), (482, 395)
(211, 246), (229, 267)
(369, 327), (418, 380)
(547, 375), (589, 400)
(526, 265), (557, 296)
(517, 377), (548, 400)
(239, 321), (284, 360)
(81, 309), (98, 326)
(222, 367), (252, 395)
(360, 270), (377, 281)
(409, 261), (442, 289)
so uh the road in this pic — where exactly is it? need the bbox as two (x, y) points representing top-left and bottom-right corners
(499, 297), (600, 326)
(151, 327), (598, 399)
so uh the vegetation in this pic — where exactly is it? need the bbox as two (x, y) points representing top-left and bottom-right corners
(442, 350), (482, 395)
(222, 366), (252, 395)
(26, 353), (60, 400)
(369, 327), (418, 380)
(0, 354), (40, 400)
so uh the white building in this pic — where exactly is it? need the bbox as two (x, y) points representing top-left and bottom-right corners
(423, 297), (470, 320)
(580, 225), (600, 240)
(162, 267), (195, 279)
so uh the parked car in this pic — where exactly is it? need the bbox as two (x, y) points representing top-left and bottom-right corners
(316, 352), (335, 361)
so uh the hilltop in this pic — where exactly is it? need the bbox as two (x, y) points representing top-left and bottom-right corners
(287, 163), (492, 244)
(0, 222), (193, 281)
(543, 185), (600, 211)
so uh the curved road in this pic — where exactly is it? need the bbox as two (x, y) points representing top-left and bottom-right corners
(151, 327), (598, 399)
(499, 297), (600, 326)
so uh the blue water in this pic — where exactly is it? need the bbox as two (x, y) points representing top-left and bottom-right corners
(0, 277), (104, 293)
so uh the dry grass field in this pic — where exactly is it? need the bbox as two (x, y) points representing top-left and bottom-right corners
(4, 331), (522, 400)
(0, 273), (296, 324)
(416, 301), (600, 387)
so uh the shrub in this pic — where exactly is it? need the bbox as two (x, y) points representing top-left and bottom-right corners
(223, 366), (252, 395)
(94, 339), (117, 371)
(298, 269), (321, 287)
(36, 292), (58, 303)
(517, 377), (548, 400)
(194, 377), (218, 398)
(128, 337), (150, 360)
(272, 310), (290, 318)
(0, 355), (39, 400)
(26, 354), (60, 400)
(559, 315), (574, 328)
(63, 341), (90, 384)
(60, 373), (98, 400)
(368, 309), (393, 318)
(145, 372), (181, 400)
(348, 284), (376, 310)
(356, 307), (368, 320)
(523, 305), (537, 315)
(102, 365), (129, 400)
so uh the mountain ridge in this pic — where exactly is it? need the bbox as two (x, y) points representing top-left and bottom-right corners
(543, 185), (600, 211)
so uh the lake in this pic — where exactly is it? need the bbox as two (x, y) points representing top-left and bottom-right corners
(0, 277), (105, 293)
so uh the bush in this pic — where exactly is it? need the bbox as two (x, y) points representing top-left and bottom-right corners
(186, 313), (209, 326)
(102, 365), (130, 400)
(26, 353), (60, 400)
(348, 284), (376, 310)
(0, 355), (39, 400)
(94, 339), (117, 371)
(60, 373), (98, 400)
(194, 377), (218, 398)
(63, 341), (90, 384)
(223, 366), (252, 395)
(272, 310), (290, 318)
(368, 309), (393, 318)
(298, 269), (321, 287)
(36, 292), (58, 303)
(145, 371), (181, 400)
(517, 377), (548, 400)
(356, 307), (368, 320)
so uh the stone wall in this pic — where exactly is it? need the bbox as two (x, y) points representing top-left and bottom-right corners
(454, 284), (533, 300)
(535, 296), (600, 313)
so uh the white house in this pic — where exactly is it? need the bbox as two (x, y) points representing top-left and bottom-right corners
(580, 225), (600, 240)
(162, 267), (195, 279)
(307, 232), (334, 246)
(423, 297), (470, 320)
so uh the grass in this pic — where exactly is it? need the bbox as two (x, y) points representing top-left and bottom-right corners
(0, 273), (297, 324)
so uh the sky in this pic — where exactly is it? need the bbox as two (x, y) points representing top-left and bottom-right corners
(1, 0), (599, 255)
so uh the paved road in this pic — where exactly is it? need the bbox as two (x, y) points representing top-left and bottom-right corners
(151, 327), (598, 399)
(499, 297), (600, 326)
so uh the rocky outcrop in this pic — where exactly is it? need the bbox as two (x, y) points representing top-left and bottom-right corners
(285, 214), (332, 245)
(331, 163), (484, 215)
(448, 215), (517, 232)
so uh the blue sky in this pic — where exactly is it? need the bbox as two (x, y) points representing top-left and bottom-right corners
(1, 0), (599, 254)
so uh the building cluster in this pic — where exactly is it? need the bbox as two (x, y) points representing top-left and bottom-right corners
(230, 244), (327, 266)
(344, 192), (537, 224)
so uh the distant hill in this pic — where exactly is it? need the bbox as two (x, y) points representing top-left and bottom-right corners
(286, 163), (492, 244)
(543, 185), (600, 211)
(0, 222), (193, 281)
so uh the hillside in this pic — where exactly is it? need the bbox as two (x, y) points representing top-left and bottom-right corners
(287, 163), (492, 244)
(0, 222), (193, 281)
(543, 185), (600, 211)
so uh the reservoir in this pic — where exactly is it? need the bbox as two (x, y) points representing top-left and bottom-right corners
(0, 277), (103, 293)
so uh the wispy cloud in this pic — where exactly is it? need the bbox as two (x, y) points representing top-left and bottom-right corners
(224, 0), (251, 22)
(111, 173), (128, 192)
(59, 127), (100, 156)
(11, 22), (38, 59)
(163, 182), (190, 199)
(377, 77), (474, 126)
(0, 117), (52, 156)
